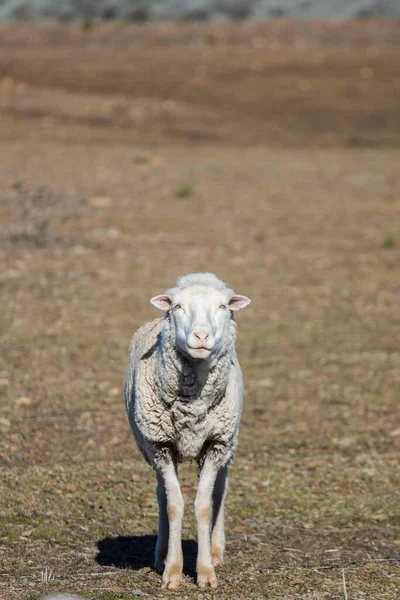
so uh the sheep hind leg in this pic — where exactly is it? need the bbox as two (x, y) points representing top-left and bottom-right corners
(211, 466), (227, 566)
(157, 459), (184, 590)
(154, 472), (168, 573)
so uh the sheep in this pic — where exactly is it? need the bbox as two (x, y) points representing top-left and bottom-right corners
(124, 272), (251, 589)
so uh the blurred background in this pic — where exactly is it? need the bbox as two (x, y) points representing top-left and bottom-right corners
(0, 3), (399, 600)
(1, 0), (400, 20)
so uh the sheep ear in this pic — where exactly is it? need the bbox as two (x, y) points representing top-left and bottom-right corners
(150, 294), (173, 311)
(228, 295), (251, 311)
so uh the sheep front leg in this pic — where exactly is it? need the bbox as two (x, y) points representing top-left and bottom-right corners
(154, 472), (168, 573)
(211, 465), (228, 566)
(157, 459), (184, 590)
(195, 455), (222, 589)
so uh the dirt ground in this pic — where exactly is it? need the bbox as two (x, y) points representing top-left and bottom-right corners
(0, 20), (399, 600)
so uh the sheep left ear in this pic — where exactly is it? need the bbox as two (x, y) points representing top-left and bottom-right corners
(150, 294), (173, 311)
(228, 295), (251, 311)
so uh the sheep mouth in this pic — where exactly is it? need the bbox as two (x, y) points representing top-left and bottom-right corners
(186, 345), (213, 357)
(187, 345), (212, 351)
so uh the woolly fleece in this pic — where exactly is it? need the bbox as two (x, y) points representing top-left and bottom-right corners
(124, 274), (244, 470)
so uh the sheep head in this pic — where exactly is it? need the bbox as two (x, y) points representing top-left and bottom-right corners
(150, 273), (250, 361)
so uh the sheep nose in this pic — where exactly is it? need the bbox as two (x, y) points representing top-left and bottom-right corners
(193, 330), (210, 343)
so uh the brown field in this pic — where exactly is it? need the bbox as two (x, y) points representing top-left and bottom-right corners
(0, 20), (399, 600)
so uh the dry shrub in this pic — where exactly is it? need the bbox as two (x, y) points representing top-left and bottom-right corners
(0, 181), (87, 247)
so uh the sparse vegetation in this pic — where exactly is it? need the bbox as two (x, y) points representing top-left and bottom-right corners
(0, 182), (86, 247)
(382, 235), (397, 248)
(129, 6), (150, 23)
(81, 17), (95, 31)
(0, 20), (399, 600)
(176, 183), (195, 198)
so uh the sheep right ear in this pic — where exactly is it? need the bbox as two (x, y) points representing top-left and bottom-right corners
(150, 294), (173, 311)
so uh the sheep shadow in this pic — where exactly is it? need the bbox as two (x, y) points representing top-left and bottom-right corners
(95, 535), (197, 578)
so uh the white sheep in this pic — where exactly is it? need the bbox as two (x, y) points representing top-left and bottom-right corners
(124, 273), (250, 589)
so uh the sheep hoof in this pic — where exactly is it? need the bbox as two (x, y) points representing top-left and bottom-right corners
(161, 563), (183, 590)
(154, 560), (165, 574)
(197, 564), (218, 588)
(154, 548), (167, 573)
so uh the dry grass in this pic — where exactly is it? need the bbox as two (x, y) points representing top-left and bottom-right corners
(0, 20), (399, 600)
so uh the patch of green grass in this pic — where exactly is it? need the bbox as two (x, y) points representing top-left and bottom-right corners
(176, 183), (195, 198)
(382, 235), (397, 248)
(81, 18), (95, 32)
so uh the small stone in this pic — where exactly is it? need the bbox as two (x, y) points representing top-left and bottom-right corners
(290, 370), (312, 379)
(90, 227), (120, 239)
(298, 370), (312, 378)
(0, 417), (11, 429)
(71, 245), (87, 255)
(390, 428), (400, 437)
(371, 513), (388, 522)
(108, 387), (120, 397)
(337, 437), (354, 448)
(232, 525), (246, 533)
(21, 529), (33, 537)
(142, 566), (151, 574)
(258, 378), (274, 388)
(89, 195), (113, 207)
(360, 67), (373, 80)
(362, 468), (376, 477)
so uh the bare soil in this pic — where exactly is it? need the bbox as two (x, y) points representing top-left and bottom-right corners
(0, 20), (399, 600)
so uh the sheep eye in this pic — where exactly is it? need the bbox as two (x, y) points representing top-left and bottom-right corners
(174, 304), (182, 310)
(219, 304), (227, 310)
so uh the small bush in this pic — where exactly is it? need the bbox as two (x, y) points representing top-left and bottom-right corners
(102, 7), (117, 20)
(1, 182), (86, 248)
(176, 184), (195, 199)
(129, 7), (150, 23)
(382, 236), (397, 249)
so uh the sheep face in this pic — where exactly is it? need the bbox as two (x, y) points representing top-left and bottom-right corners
(151, 285), (250, 360)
